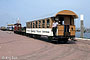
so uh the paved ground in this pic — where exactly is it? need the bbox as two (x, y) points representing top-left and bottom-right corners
(0, 30), (90, 60)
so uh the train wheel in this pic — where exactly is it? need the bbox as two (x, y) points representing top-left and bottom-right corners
(14, 31), (15, 33)
(48, 36), (53, 42)
(64, 38), (68, 43)
(37, 35), (41, 39)
(24, 32), (26, 36)
(58, 38), (68, 44)
(30, 34), (34, 38)
(34, 35), (41, 39)
(26, 33), (29, 37)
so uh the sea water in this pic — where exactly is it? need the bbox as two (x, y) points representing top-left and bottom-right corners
(76, 32), (90, 39)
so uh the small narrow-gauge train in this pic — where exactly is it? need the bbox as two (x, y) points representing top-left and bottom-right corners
(14, 23), (26, 35)
(14, 10), (78, 43)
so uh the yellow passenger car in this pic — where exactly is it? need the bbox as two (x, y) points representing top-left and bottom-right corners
(26, 10), (78, 43)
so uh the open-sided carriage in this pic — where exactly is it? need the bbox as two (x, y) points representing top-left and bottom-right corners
(26, 10), (78, 43)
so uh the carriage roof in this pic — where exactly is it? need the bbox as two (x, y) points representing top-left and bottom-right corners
(55, 10), (78, 18)
(27, 10), (78, 23)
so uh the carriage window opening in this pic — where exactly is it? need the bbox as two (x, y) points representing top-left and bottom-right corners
(33, 22), (35, 28)
(36, 21), (38, 28)
(42, 20), (45, 28)
(39, 21), (41, 28)
(62, 21), (64, 25)
(30, 22), (32, 28)
(59, 17), (64, 25)
(47, 19), (50, 28)
(26, 23), (27, 28)
(34, 22), (35, 28)
(29, 23), (31, 28)
(70, 16), (72, 25)
(28, 23), (29, 28)
(28, 22), (30, 28)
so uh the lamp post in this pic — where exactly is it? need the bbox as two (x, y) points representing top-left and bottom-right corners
(80, 14), (84, 38)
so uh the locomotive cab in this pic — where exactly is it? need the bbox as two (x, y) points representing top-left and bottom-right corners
(14, 23), (22, 33)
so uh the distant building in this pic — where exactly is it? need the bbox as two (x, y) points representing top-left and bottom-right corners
(86, 28), (90, 33)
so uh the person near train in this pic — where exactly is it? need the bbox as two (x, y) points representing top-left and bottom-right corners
(52, 20), (58, 37)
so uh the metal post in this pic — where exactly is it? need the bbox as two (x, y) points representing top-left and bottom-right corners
(80, 14), (84, 38)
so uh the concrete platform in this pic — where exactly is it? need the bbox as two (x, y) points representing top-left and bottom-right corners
(0, 30), (90, 60)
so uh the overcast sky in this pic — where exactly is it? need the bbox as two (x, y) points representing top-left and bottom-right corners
(0, 0), (90, 28)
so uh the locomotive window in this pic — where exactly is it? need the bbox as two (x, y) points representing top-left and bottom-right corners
(47, 19), (50, 28)
(36, 21), (38, 28)
(39, 21), (41, 28)
(42, 20), (45, 28)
